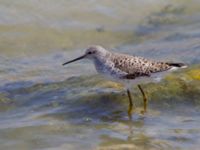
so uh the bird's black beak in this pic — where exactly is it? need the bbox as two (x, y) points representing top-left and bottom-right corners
(62, 54), (86, 66)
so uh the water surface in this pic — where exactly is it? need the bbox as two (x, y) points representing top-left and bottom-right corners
(0, 0), (200, 150)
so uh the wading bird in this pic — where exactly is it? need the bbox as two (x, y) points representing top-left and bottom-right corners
(63, 45), (187, 117)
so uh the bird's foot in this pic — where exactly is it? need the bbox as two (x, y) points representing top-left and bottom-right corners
(140, 104), (147, 115)
(140, 109), (146, 115)
(128, 107), (133, 120)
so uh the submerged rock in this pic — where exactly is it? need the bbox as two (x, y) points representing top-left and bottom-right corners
(144, 65), (200, 109)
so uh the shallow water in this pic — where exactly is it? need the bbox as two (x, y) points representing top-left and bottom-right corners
(0, 0), (200, 150)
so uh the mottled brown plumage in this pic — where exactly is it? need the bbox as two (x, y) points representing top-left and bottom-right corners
(110, 52), (173, 79)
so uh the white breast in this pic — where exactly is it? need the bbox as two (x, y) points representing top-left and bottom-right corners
(93, 58), (127, 79)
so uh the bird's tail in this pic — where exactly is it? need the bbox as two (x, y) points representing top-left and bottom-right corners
(166, 62), (187, 68)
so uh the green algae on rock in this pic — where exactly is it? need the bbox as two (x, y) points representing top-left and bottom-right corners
(142, 65), (200, 109)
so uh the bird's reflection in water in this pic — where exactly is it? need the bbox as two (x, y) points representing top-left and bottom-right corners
(97, 110), (151, 150)
(97, 107), (176, 150)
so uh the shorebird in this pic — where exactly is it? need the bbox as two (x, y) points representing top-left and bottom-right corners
(63, 45), (187, 117)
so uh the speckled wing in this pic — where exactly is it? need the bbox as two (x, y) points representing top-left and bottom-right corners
(111, 53), (171, 79)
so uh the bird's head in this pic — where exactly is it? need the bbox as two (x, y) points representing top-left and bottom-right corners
(62, 45), (108, 65)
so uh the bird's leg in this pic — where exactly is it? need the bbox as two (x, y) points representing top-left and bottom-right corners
(127, 89), (134, 118)
(137, 84), (147, 113)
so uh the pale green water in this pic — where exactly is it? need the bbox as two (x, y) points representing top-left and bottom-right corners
(0, 0), (200, 150)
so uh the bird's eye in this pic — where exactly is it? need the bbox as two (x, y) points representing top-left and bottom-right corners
(88, 51), (92, 54)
